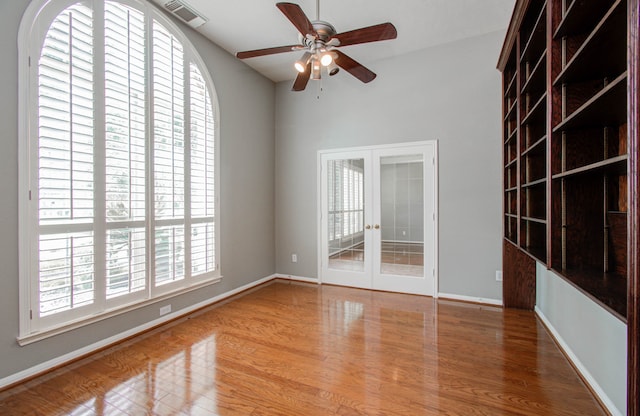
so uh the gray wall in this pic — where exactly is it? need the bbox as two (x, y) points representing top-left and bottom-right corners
(536, 264), (627, 415)
(275, 31), (504, 300)
(0, 0), (275, 380)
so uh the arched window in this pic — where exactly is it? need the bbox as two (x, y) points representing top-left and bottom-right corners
(18, 0), (220, 340)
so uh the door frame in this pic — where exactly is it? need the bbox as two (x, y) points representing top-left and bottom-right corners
(316, 140), (439, 297)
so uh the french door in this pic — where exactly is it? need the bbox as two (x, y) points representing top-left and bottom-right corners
(318, 142), (437, 296)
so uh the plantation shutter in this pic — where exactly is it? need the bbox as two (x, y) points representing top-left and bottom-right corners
(189, 64), (216, 275)
(104, 1), (147, 299)
(152, 21), (186, 287)
(37, 4), (96, 317)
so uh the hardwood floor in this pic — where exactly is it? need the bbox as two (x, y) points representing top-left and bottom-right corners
(0, 281), (605, 415)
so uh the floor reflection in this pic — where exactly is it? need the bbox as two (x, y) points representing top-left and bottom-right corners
(329, 241), (425, 276)
(0, 281), (605, 415)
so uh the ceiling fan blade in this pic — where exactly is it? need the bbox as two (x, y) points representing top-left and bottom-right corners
(334, 50), (376, 83)
(276, 2), (317, 37)
(292, 63), (311, 91)
(331, 22), (397, 47)
(236, 44), (301, 59)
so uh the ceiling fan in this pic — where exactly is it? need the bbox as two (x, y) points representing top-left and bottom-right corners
(235, 1), (397, 91)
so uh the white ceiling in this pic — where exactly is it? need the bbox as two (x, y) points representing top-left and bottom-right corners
(178, 0), (516, 83)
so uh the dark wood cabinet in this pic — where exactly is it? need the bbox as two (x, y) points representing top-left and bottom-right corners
(498, 0), (639, 414)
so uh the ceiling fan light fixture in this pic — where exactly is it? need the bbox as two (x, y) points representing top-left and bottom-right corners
(327, 61), (340, 76)
(320, 52), (333, 66)
(294, 62), (305, 73)
(294, 51), (312, 73)
(311, 58), (322, 80)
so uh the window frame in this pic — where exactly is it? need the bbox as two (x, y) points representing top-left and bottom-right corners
(18, 0), (221, 343)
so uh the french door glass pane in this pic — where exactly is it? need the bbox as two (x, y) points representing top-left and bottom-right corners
(327, 159), (365, 272)
(379, 155), (424, 277)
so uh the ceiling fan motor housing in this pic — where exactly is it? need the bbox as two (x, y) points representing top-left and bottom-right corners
(300, 20), (338, 47)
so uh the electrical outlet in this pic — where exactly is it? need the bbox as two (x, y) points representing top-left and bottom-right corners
(160, 304), (171, 316)
(291, 253), (298, 263)
(496, 271), (503, 282)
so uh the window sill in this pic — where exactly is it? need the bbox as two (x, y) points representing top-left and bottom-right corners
(17, 276), (222, 346)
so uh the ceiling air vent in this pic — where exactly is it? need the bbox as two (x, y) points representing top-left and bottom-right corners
(160, 0), (208, 28)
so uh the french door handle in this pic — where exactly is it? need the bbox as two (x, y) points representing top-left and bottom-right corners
(374, 224), (380, 229)
(365, 224), (371, 230)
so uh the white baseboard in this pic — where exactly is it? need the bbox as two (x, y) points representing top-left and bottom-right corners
(535, 306), (622, 416)
(438, 292), (502, 306)
(275, 274), (319, 284)
(0, 273), (278, 391)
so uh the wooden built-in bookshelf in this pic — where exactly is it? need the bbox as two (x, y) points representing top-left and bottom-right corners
(519, 0), (548, 262)
(498, 0), (639, 413)
(503, 47), (519, 245)
(550, 0), (628, 319)
(499, 0), (629, 318)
